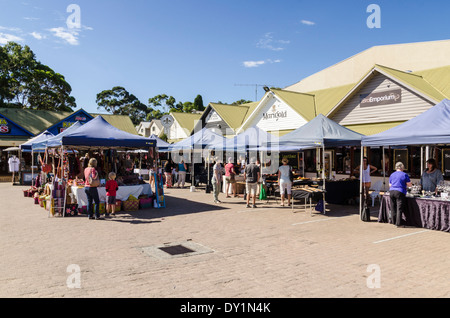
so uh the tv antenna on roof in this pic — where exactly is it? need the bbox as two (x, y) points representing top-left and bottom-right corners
(234, 84), (274, 101)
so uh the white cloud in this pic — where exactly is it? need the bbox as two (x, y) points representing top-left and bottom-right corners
(0, 32), (24, 44)
(0, 26), (22, 32)
(243, 60), (266, 68)
(30, 31), (44, 40)
(256, 32), (290, 51)
(243, 59), (282, 68)
(48, 25), (93, 45)
(48, 27), (79, 45)
(301, 20), (316, 26)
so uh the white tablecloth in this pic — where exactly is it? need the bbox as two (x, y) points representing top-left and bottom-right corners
(71, 184), (152, 208)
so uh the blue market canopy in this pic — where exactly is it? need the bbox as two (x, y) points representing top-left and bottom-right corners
(267, 114), (363, 150)
(362, 99), (450, 147)
(60, 116), (156, 149)
(150, 134), (170, 151)
(223, 126), (280, 152)
(20, 130), (54, 152)
(32, 122), (83, 151)
(169, 127), (225, 151)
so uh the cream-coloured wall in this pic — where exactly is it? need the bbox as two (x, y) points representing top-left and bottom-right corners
(286, 39), (450, 93)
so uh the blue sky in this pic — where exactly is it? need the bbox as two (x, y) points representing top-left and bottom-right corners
(0, 0), (449, 114)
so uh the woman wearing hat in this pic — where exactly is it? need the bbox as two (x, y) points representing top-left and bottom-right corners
(278, 157), (293, 207)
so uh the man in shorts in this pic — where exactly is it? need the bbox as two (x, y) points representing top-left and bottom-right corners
(244, 157), (260, 208)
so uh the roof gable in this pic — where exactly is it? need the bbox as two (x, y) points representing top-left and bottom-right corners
(326, 64), (446, 117)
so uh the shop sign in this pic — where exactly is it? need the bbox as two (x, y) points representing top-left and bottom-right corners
(262, 104), (287, 121)
(0, 118), (10, 134)
(360, 89), (402, 107)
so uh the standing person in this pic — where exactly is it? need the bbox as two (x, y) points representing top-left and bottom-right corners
(105, 172), (119, 217)
(244, 157), (260, 208)
(278, 158), (293, 207)
(420, 158), (443, 193)
(354, 157), (378, 204)
(164, 159), (173, 188)
(177, 160), (187, 188)
(211, 159), (223, 203)
(224, 157), (237, 198)
(84, 158), (101, 220)
(389, 162), (412, 227)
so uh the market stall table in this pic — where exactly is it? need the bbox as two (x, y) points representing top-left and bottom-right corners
(71, 184), (152, 208)
(378, 193), (450, 232)
(323, 179), (359, 204)
(274, 186), (324, 214)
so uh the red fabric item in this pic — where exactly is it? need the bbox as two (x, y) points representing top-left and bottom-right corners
(105, 179), (119, 196)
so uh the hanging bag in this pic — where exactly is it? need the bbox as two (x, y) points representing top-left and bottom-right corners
(89, 168), (100, 187)
(259, 183), (267, 200)
(289, 165), (294, 182)
(39, 153), (52, 174)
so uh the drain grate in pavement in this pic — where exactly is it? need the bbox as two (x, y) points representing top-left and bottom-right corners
(140, 241), (214, 259)
(159, 244), (195, 255)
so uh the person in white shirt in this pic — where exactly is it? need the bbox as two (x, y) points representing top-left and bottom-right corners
(278, 158), (293, 207)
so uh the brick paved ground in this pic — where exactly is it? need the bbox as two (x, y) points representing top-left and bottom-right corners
(1, 183), (449, 298)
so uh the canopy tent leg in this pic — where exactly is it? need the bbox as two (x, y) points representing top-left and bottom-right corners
(382, 147), (386, 191)
(359, 147), (364, 221)
(421, 146), (424, 177)
(62, 146), (66, 218)
(322, 144), (326, 214)
(31, 150), (34, 187)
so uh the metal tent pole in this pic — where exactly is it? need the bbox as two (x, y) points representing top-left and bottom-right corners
(359, 147), (364, 220)
(382, 147), (386, 191)
(322, 144), (326, 214)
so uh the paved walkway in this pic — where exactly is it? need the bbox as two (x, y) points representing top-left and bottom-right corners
(1, 183), (449, 298)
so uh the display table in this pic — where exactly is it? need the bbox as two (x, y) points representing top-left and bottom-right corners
(71, 184), (152, 208)
(324, 179), (359, 204)
(379, 194), (450, 232)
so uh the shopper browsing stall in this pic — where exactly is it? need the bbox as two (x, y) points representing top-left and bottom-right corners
(245, 157), (260, 208)
(84, 158), (101, 220)
(212, 159), (223, 203)
(389, 162), (412, 227)
(224, 157), (237, 198)
(278, 158), (293, 207)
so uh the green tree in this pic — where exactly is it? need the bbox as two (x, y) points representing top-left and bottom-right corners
(0, 42), (76, 111)
(96, 86), (147, 125)
(231, 99), (253, 106)
(193, 94), (204, 111)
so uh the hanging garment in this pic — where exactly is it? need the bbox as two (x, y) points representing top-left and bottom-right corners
(8, 156), (20, 172)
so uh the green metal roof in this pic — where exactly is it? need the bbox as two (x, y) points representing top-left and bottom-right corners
(209, 103), (250, 130)
(271, 89), (317, 121)
(0, 108), (71, 135)
(375, 64), (447, 102)
(92, 114), (138, 135)
(307, 83), (356, 116)
(0, 108), (140, 136)
(413, 65), (450, 99)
